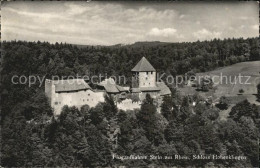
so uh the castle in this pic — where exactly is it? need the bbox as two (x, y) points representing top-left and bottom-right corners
(45, 57), (171, 115)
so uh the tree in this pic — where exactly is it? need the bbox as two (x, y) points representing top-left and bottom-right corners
(2, 37), (260, 168)
(216, 96), (230, 110)
(197, 77), (213, 92)
(103, 95), (118, 120)
(137, 94), (163, 146)
(239, 89), (244, 94)
(161, 95), (174, 121)
(85, 124), (112, 167)
(229, 99), (259, 122)
(257, 83), (260, 101)
(117, 110), (127, 124)
(89, 103), (105, 125)
(203, 108), (219, 121)
(164, 121), (184, 142)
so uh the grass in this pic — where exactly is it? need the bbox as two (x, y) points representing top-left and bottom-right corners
(196, 61), (260, 97)
(178, 61), (260, 120)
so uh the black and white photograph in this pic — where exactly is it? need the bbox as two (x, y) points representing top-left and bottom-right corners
(1, 1), (259, 167)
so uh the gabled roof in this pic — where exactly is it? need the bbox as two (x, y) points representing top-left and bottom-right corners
(131, 57), (156, 72)
(54, 79), (91, 92)
(98, 78), (119, 93)
(157, 82), (171, 96)
(103, 84), (119, 93)
(98, 78), (127, 93)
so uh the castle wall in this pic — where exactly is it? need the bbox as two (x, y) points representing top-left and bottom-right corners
(132, 75), (139, 88)
(139, 72), (156, 87)
(51, 89), (105, 115)
(45, 79), (53, 103)
(45, 79), (56, 108)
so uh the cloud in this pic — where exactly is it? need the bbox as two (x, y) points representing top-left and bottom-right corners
(3, 7), (63, 22)
(148, 27), (177, 37)
(196, 21), (201, 25)
(193, 28), (222, 40)
(240, 25), (245, 29)
(65, 3), (89, 15)
(179, 14), (185, 19)
(251, 24), (259, 30)
(239, 16), (249, 20)
(2, 2), (258, 45)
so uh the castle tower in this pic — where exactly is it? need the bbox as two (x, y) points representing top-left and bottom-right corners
(131, 57), (156, 88)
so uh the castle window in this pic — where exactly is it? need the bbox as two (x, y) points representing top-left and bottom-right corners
(87, 99), (89, 101)
(149, 83), (150, 85)
(88, 93), (90, 96)
(146, 77), (148, 80)
(146, 72), (148, 75)
(151, 72), (153, 74)
(55, 102), (58, 105)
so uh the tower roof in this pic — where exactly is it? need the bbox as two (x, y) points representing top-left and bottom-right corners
(131, 57), (156, 72)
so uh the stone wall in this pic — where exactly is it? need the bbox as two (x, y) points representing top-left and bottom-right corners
(45, 79), (53, 102)
(139, 71), (156, 87)
(52, 90), (105, 115)
(45, 80), (106, 115)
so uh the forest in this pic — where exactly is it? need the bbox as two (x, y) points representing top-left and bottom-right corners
(0, 37), (259, 167)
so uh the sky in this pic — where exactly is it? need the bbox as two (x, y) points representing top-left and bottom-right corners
(2, 1), (259, 45)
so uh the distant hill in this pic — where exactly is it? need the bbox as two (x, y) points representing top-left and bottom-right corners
(128, 41), (172, 47)
(72, 41), (173, 49)
(72, 44), (105, 49)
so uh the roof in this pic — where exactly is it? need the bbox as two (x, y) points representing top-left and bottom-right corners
(157, 82), (171, 95)
(103, 84), (119, 93)
(98, 78), (127, 93)
(99, 78), (119, 93)
(116, 85), (129, 92)
(139, 87), (160, 92)
(131, 57), (156, 72)
(131, 82), (171, 95)
(54, 79), (91, 92)
(131, 88), (141, 93)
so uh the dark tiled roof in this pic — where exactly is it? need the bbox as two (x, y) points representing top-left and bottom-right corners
(54, 79), (91, 92)
(157, 82), (171, 95)
(131, 57), (156, 72)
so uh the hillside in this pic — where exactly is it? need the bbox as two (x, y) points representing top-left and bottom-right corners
(181, 61), (260, 103)
(179, 61), (260, 121)
(197, 61), (260, 96)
